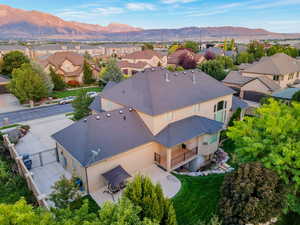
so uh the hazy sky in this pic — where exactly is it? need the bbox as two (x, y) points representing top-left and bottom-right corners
(2, 0), (300, 33)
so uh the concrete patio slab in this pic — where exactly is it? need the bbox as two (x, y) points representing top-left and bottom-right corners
(90, 164), (181, 206)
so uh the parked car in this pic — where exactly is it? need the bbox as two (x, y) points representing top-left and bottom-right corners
(87, 91), (98, 98)
(59, 96), (76, 104)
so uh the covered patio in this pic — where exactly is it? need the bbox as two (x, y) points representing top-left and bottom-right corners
(90, 164), (181, 206)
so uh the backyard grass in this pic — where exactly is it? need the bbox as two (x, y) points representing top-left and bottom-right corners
(172, 174), (225, 225)
(51, 87), (101, 99)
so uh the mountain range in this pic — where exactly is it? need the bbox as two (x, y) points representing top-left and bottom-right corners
(1, 4), (300, 41)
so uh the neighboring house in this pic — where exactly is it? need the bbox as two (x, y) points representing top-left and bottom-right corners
(118, 50), (167, 75)
(101, 44), (142, 57)
(52, 68), (248, 194)
(223, 53), (300, 102)
(242, 53), (300, 89)
(205, 47), (224, 57)
(0, 45), (30, 58)
(31, 44), (106, 59)
(39, 52), (100, 84)
(0, 75), (9, 94)
(167, 49), (206, 66)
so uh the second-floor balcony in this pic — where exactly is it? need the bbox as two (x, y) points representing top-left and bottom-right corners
(154, 147), (198, 171)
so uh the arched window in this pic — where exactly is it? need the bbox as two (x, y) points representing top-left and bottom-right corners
(214, 100), (227, 123)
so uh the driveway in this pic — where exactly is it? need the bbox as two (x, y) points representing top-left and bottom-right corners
(15, 114), (73, 197)
(0, 94), (24, 113)
(0, 104), (73, 126)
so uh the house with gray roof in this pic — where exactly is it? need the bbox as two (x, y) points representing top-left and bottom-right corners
(223, 53), (300, 102)
(52, 68), (246, 194)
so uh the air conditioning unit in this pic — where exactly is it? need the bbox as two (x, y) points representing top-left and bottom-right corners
(203, 142), (209, 146)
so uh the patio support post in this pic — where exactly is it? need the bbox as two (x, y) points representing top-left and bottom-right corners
(166, 148), (172, 172)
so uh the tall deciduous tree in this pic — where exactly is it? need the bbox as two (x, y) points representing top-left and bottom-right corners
(72, 89), (93, 120)
(198, 60), (227, 81)
(101, 58), (123, 83)
(0, 51), (30, 76)
(227, 99), (300, 214)
(8, 64), (48, 104)
(123, 175), (177, 225)
(31, 61), (54, 94)
(184, 41), (199, 53)
(219, 162), (284, 225)
(178, 53), (197, 69)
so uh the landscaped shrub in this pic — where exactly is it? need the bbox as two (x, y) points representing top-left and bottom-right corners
(219, 162), (284, 225)
(67, 80), (80, 87)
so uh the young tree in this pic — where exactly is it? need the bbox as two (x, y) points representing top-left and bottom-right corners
(216, 56), (234, 69)
(8, 64), (48, 104)
(72, 89), (93, 120)
(0, 51), (30, 76)
(219, 162), (284, 225)
(227, 99), (300, 214)
(49, 175), (81, 209)
(83, 60), (94, 84)
(229, 39), (235, 51)
(50, 67), (66, 91)
(184, 41), (199, 53)
(101, 58), (123, 83)
(223, 39), (228, 51)
(123, 175), (177, 225)
(168, 44), (182, 55)
(247, 41), (265, 60)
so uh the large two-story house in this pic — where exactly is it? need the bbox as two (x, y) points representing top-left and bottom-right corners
(223, 53), (300, 102)
(39, 52), (100, 84)
(52, 68), (246, 194)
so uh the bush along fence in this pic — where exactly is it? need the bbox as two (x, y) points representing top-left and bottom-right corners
(2, 134), (49, 209)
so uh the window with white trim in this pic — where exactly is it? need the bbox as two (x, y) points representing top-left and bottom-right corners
(214, 100), (227, 123)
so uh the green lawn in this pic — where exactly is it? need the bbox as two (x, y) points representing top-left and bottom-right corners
(172, 174), (225, 225)
(51, 87), (101, 99)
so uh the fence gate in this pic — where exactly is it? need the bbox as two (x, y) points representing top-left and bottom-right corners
(29, 148), (59, 169)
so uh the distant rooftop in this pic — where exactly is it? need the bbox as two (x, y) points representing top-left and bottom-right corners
(271, 88), (300, 100)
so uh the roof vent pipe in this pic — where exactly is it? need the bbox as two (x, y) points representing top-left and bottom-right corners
(96, 116), (100, 120)
(192, 74), (196, 84)
(165, 73), (170, 82)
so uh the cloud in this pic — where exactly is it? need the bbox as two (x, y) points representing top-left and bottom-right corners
(93, 7), (124, 15)
(126, 3), (156, 11)
(161, 0), (197, 4)
(249, 0), (300, 9)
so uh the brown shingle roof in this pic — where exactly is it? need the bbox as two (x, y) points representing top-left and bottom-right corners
(223, 71), (253, 86)
(117, 61), (148, 69)
(122, 50), (164, 60)
(243, 53), (300, 75)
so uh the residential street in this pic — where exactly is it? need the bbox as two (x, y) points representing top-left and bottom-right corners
(0, 104), (73, 126)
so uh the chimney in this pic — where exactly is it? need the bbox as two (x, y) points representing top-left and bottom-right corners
(165, 73), (170, 82)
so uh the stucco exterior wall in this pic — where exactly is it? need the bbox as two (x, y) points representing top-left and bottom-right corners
(124, 56), (168, 67)
(56, 143), (88, 191)
(86, 142), (160, 192)
(101, 97), (124, 111)
(137, 94), (232, 135)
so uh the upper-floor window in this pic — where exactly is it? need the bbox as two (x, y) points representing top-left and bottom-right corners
(165, 112), (174, 121)
(214, 100), (227, 123)
(288, 73), (294, 80)
(273, 75), (280, 81)
(193, 104), (201, 113)
(208, 134), (219, 144)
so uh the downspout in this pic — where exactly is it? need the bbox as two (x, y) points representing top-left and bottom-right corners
(85, 167), (90, 194)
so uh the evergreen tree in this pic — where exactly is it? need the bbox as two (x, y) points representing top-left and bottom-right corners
(50, 67), (66, 91)
(83, 60), (94, 84)
(292, 90), (300, 102)
(8, 63), (48, 104)
(123, 175), (177, 225)
(101, 58), (124, 83)
(72, 89), (93, 120)
(229, 39), (235, 51)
